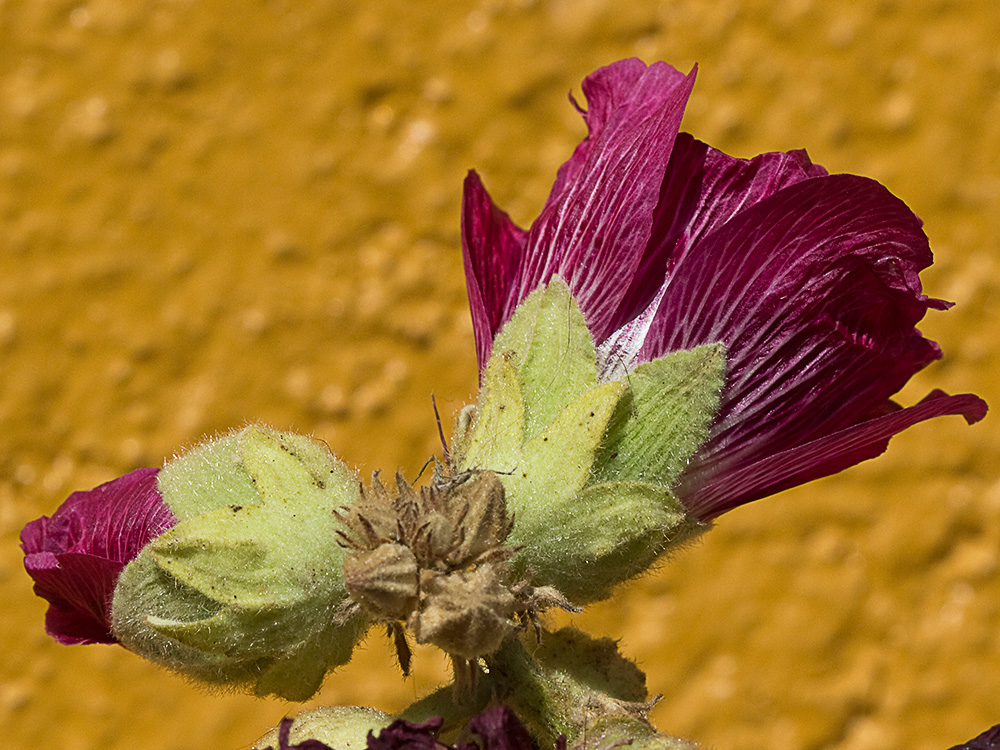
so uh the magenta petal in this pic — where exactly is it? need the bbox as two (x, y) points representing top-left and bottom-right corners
(462, 170), (529, 371)
(20, 467), (175, 644)
(463, 705), (536, 750)
(459, 58), (986, 521)
(611, 133), (829, 328)
(368, 717), (446, 750)
(640, 174), (947, 489)
(25, 553), (125, 644)
(681, 390), (988, 519)
(510, 59), (696, 340)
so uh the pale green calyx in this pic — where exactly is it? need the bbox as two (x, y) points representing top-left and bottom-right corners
(111, 425), (367, 701)
(253, 706), (393, 750)
(452, 277), (726, 603)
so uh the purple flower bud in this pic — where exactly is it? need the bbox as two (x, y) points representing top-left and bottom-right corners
(20, 468), (177, 645)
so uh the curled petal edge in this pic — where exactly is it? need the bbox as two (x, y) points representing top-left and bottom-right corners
(680, 390), (988, 520)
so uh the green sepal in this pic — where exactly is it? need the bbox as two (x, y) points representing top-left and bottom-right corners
(593, 343), (726, 487)
(460, 276), (599, 471)
(150, 426), (356, 609)
(489, 284), (545, 373)
(253, 707), (393, 750)
(146, 606), (295, 657)
(113, 551), (270, 687)
(251, 616), (370, 701)
(505, 380), (626, 516)
(149, 500), (340, 612)
(115, 549), (369, 700)
(492, 276), (597, 439)
(455, 284), (724, 605)
(510, 481), (700, 603)
(460, 351), (525, 473)
(158, 425), (358, 520)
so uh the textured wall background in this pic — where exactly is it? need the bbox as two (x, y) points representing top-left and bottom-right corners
(2, 1), (998, 749)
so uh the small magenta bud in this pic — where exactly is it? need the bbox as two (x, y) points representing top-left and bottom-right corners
(111, 425), (368, 701)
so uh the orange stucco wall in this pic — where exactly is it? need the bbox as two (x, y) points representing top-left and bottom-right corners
(2, 2), (998, 749)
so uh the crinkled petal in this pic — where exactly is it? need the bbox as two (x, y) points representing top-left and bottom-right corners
(510, 59), (696, 341)
(681, 390), (987, 519)
(597, 135), (829, 378)
(24, 552), (124, 644)
(22, 467), (173, 562)
(462, 170), (529, 372)
(463, 705), (536, 750)
(610, 133), (828, 332)
(635, 174), (949, 502)
(368, 717), (446, 750)
(20, 467), (175, 644)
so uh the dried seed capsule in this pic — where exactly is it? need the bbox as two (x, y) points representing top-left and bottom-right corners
(440, 470), (511, 567)
(343, 543), (419, 621)
(411, 563), (517, 659)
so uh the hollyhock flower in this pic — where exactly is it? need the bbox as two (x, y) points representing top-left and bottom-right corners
(20, 467), (175, 645)
(460, 57), (987, 525)
(21, 425), (368, 700)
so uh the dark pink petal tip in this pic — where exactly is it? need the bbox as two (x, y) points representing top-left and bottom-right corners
(20, 467), (176, 645)
(681, 391), (988, 520)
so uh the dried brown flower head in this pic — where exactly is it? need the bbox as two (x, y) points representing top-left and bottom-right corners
(335, 466), (571, 689)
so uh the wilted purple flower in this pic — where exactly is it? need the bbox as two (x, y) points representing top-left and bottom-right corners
(367, 717), (449, 750)
(20, 467), (176, 645)
(462, 58), (987, 520)
(368, 706), (543, 750)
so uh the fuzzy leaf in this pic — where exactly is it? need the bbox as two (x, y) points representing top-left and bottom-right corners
(511, 480), (695, 602)
(460, 352), (526, 473)
(490, 284), (544, 373)
(158, 426), (357, 520)
(112, 426), (366, 701)
(516, 277), (598, 438)
(594, 343), (725, 487)
(487, 277), (598, 440)
(510, 380), (626, 506)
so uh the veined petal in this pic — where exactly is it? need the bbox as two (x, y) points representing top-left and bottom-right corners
(462, 170), (529, 372)
(638, 174), (951, 499)
(511, 59), (696, 341)
(611, 133), (828, 331)
(459, 57), (986, 535)
(21, 467), (175, 644)
(27, 553), (124, 645)
(681, 390), (988, 519)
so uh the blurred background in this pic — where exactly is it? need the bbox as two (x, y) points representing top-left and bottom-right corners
(2, 1), (998, 748)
